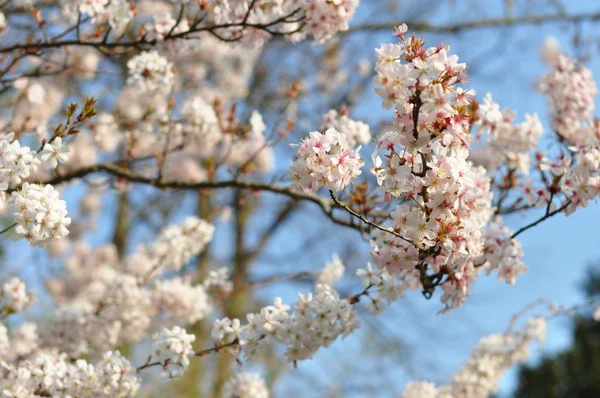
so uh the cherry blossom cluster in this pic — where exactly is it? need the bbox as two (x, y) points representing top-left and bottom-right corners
(53, 0), (359, 48)
(0, 350), (140, 397)
(367, 27), (527, 311)
(62, 0), (133, 30)
(152, 326), (196, 378)
(36, 217), (216, 358)
(40, 137), (70, 169)
(355, 263), (405, 314)
(474, 93), (544, 173)
(152, 277), (212, 325)
(0, 133), (40, 191)
(400, 317), (546, 398)
(317, 253), (345, 286)
(537, 54), (598, 146)
(200, 0), (359, 44)
(477, 219), (527, 285)
(520, 53), (600, 216)
(174, 102), (274, 176)
(12, 183), (71, 246)
(0, 104), (99, 246)
(526, 147), (600, 216)
(117, 88), (273, 180)
(212, 283), (359, 362)
(204, 266), (234, 295)
(222, 372), (270, 398)
(91, 112), (120, 152)
(0, 277), (33, 314)
(321, 108), (372, 147)
(0, 323), (38, 362)
(126, 216), (215, 276)
(148, 14), (190, 42)
(292, 0), (360, 42)
(127, 51), (175, 93)
(290, 127), (364, 193)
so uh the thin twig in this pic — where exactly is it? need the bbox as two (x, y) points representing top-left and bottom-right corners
(511, 200), (571, 239)
(0, 222), (16, 235)
(329, 190), (413, 244)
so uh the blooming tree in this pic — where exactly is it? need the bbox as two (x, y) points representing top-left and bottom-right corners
(0, 0), (599, 397)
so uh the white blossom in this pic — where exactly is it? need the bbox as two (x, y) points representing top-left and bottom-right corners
(223, 372), (270, 398)
(127, 51), (175, 93)
(1, 277), (33, 313)
(152, 326), (196, 378)
(12, 183), (71, 246)
(40, 137), (69, 168)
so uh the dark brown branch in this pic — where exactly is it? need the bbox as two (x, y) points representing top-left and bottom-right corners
(135, 339), (241, 373)
(329, 190), (414, 244)
(0, 8), (303, 54)
(511, 200), (571, 239)
(14, 161), (368, 233)
(0, 222), (16, 235)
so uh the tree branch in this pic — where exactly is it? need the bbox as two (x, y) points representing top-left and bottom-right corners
(511, 200), (571, 239)
(16, 162), (369, 234)
(0, 8), (304, 54)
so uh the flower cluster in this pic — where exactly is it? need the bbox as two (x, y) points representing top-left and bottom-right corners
(1, 277), (33, 313)
(0, 133), (40, 191)
(203, 0), (359, 44)
(356, 263), (405, 314)
(212, 283), (359, 362)
(0, 130), (77, 247)
(475, 93), (544, 173)
(368, 27), (527, 311)
(520, 54), (600, 216)
(478, 219), (527, 285)
(400, 318), (546, 397)
(222, 372), (270, 398)
(39, 216), (216, 358)
(149, 14), (190, 41)
(317, 253), (345, 286)
(321, 108), (372, 147)
(12, 183), (72, 246)
(62, 0), (133, 29)
(203, 266), (234, 295)
(127, 51), (175, 93)
(294, 0), (360, 42)
(0, 350), (139, 397)
(290, 128), (364, 193)
(41, 274), (152, 357)
(40, 137), (70, 169)
(147, 216), (215, 273)
(152, 326), (196, 378)
(7, 323), (39, 361)
(537, 55), (598, 146)
(124, 216), (215, 277)
(152, 277), (212, 325)
(92, 112), (121, 152)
